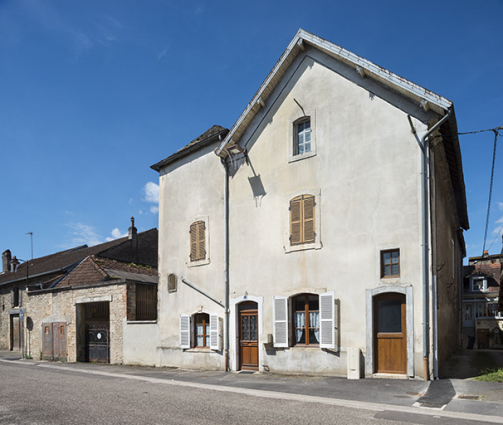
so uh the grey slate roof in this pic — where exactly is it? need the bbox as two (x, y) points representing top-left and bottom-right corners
(151, 125), (229, 172)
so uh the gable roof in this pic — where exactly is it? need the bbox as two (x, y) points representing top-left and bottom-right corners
(215, 29), (452, 156)
(213, 28), (468, 230)
(54, 255), (157, 289)
(151, 125), (229, 172)
(0, 228), (158, 287)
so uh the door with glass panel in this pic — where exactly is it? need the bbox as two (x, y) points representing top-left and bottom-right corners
(239, 302), (258, 370)
(374, 293), (406, 374)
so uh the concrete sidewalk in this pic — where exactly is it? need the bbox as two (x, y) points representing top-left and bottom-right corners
(2, 350), (503, 422)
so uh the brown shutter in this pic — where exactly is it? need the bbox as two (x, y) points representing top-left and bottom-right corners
(190, 222), (197, 261)
(290, 197), (302, 245)
(303, 195), (315, 243)
(190, 221), (206, 261)
(198, 221), (206, 260)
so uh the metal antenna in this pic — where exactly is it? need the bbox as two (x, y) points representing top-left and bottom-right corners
(26, 232), (33, 261)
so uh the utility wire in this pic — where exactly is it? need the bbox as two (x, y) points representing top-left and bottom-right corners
(482, 130), (499, 255)
(458, 126), (503, 136)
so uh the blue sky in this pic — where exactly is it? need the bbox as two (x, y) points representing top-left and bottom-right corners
(0, 0), (502, 263)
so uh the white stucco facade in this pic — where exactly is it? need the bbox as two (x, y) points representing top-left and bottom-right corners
(152, 30), (468, 379)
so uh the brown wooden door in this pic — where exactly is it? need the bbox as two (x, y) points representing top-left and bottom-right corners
(42, 323), (54, 360)
(374, 293), (406, 374)
(11, 315), (21, 351)
(239, 302), (258, 371)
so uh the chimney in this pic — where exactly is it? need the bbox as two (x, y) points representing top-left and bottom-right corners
(128, 216), (138, 263)
(2, 250), (11, 273)
(128, 216), (137, 240)
(483, 250), (489, 258)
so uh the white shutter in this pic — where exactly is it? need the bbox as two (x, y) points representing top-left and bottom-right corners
(273, 295), (288, 348)
(180, 314), (190, 349)
(209, 313), (220, 350)
(320, 291), (335, 349)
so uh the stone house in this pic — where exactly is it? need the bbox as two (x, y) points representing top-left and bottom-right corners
(463, 250), (503, 349)
(0, 219), (158, 364)
(151, 29), (469, 379)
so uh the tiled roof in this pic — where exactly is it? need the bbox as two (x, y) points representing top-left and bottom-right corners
(56, 256), (108, 288)
(98, 228), (158, 267)
(0, 228), (158, 287)
(54, 256), (157, 288)
(95, 257), (157, 277)
(151, 125), (229, 171)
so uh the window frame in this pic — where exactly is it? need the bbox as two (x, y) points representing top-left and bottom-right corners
(288, 111), (316, 163)
(471, 277), (487, 293)
(292, 294), (320, 347)
(294, 118), (312, 156)
(381, 249), (400, 278)
(194, 313), (210, 348)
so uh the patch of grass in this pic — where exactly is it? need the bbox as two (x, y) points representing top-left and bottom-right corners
(474, 368), (503, 382)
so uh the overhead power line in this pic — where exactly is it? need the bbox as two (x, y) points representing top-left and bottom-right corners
(482, 130), (499, 255)
(458, 126), (503, 136)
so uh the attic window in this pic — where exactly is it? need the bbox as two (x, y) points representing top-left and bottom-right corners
(288, 113), (317, 163)
(294, 118), (311, 156)
(471, 277), (487, 293)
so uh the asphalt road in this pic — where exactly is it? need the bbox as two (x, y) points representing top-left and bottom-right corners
(0, 360), (500, 425)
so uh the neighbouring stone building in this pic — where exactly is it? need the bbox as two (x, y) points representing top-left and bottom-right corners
(150, 29), (469, 380)
(0, 219), (158, 364)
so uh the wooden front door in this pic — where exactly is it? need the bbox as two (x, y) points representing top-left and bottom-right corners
(11, 315), (21, 351)
(374, 293), (406, 374)
(239, 302), (258, 371)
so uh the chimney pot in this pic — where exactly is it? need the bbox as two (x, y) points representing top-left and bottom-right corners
(2, 250), (12, 273)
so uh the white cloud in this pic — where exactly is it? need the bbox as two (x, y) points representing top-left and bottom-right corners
(66, 222), (102, 247)
(498, 202), (503, 212)
(496, 216), (503, 224)
(157, 47), (169, 60)
(143, 182), (159, 204)
(150, 206), (159, 214)
(105, 227), (128, 241)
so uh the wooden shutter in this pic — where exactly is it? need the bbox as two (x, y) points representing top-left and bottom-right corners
(18, 288), (22, 307)
(290, 198), (302, 245)
(303, 195), (315, 243)
(273, 296), (288, 348)
(190, 221), (206, 261)
(319, 291), (335, 349)
(180, 314), (190, 349)
(11, 288), (15, 307)
(290, 195), (315, 245)
(209, 313), (220, 350)
(198, 221), (206, 260)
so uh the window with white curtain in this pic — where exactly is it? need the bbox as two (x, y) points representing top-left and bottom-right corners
(292, 294), (319, 345)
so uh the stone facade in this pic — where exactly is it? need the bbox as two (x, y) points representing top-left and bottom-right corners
(26, 282), (127, 363)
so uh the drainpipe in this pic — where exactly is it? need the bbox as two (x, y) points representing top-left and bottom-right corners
(420, 108), (452, 381)
(221, 156), (230, 372)
(432, 275), (438, 379)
